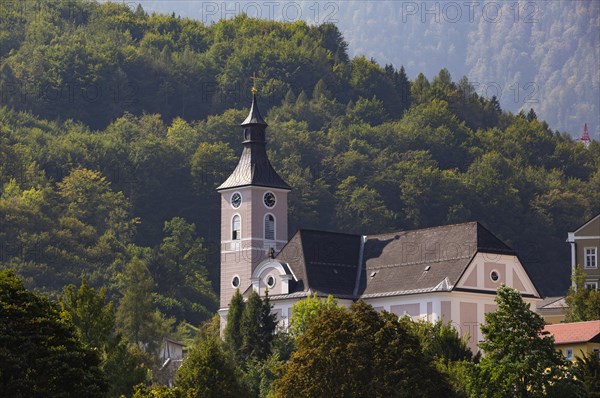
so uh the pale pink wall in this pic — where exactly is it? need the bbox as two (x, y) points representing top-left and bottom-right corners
(257, 266), (286, 296)
(484, 304), (497, 314)
(484, 262), (506, 289)
(460, 302), (478, 353)
(463, 267), (478, 287)
(391, 303), (420, 319)
(250, 189), (288, 243)
(441, 301), (452, 321)
(220, 187), (289, 308)
(512, 269), (526, 292)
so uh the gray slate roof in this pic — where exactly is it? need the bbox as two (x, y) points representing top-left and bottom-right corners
(216, 144), (291, 190)
(278, 230), (362, 297)
(359, 222), (513, 297)
(241, 94), (267, 126)
(273, 221), (522, 300)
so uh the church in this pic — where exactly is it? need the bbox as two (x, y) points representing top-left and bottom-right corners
(217, 92), (541, 352)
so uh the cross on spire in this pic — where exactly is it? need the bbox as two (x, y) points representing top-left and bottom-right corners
(250, 72), (260, 94)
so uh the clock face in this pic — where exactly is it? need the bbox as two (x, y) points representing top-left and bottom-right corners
(263, 192), (276, 208)
(231, 193), (242, 208)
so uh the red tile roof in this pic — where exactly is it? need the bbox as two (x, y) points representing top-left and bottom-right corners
(543, 320), (600, 345)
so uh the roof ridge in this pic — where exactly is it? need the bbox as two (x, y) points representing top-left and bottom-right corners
(366, 221), (479, 239)
(367, 254), (473, 270)
(296, 228), (362, 237)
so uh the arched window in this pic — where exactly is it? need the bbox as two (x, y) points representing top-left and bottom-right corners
(232, 215), (241, 240)
(264, 214), (275, 240)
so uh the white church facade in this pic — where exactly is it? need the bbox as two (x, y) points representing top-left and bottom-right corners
(217, 93), (541, 353)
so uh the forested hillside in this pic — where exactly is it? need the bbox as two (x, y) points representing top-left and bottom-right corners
(137, 0), (600, 139)
(1, 0), (598, 323)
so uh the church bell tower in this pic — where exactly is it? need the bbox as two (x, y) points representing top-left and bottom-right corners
(217, 91), (291, 311)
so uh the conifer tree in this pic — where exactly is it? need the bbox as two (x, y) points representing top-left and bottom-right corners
(224, 289), (244, 355)
(116, 257), (170, 355)
(240, 290), (276, 362)
(283, 89), (296, 106)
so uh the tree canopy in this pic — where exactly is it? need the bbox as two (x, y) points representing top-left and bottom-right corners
(0, 270), (107, 397)
(466, 285), (581, 397)
(1, 1), (598, 304)
(565, 266), (600, 322)
(274, 301), (455, 397)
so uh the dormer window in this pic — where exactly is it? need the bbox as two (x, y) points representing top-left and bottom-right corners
(232, 215), (241, 240)
(265, 214), (275, 240)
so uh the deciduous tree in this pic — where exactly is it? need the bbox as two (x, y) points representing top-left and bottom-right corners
(289, 293), (339, 337)
(0, 270), (107, 397)
(274, 301), (454, 397)
(176, 334), (244, 398)
(565, 266), (600, 322)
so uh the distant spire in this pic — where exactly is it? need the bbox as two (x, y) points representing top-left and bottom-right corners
(580, 123), (591, 148)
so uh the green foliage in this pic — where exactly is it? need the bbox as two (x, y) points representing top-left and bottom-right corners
(336, 175), (394, 233)
(133, 385), (185, 398)
(57, 168), (136, 240)
(0, 270), (107, 397)
(116, 257), (172, 355)
(59, 278), (151, 397)
(240, 291), (277, 362)
(102, 335), (152, 398)
(149, 217), (217, 324)
(59, 277), (115, 350)
(0, 6), (598, 395)
(573, 351), (600, 397)
(289, 293), (339, 337)
(409, 319), (473, 364)
(1, 4), (597, 300)
(221, 291), (283, 397)
(565, 266), (600, 322)
(243, 354), (285, 398)
(468, 285), (582, 397)
(176, 334), (244, 398)
(224, 289), (245, 356)
(274, 301), (454, 397)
